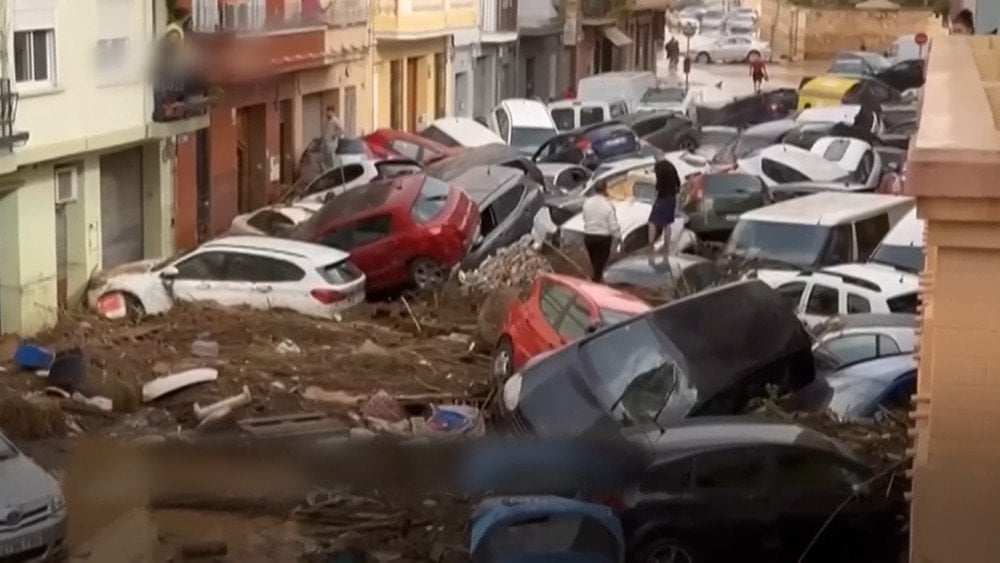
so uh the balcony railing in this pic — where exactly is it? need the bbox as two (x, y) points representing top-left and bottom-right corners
(482, 0), (517, 34)
(0, 79), (28, 149)
(581, 0), (612, 20)
(191, 0), (326, 33)
(327, 0), (368, 27)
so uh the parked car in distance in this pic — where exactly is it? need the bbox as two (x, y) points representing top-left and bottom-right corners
(453, 165), (544, 268)
(736, 144), (852, 188)
(603, 253), (722, 301)
(0, 431), (68, 562)
(809, 136), (882, 189)
(577, 71), (658, 112)
(611, 418), (904, 563)
(536, 162), (592, 195)
(693, 35), (770, 63)
(419, 117), (505, 148)
(492, 273), (651, 380)
(681, 172), (772, 243)
(89, 237), (367, 319)
(829, 51), (925, 92)
(548, 98), (630, 132)
(296, 136), (375, 186)
(696, 88), (799, 129)
(532, 121), (646, 170)
(635, 85), (701, 121)
(709, 119), (798, 168)
(868, 207), (923, 273)
(499, 281), (817, 438)
(619, 111), (701, 153)
(298, 158), (422, 204)
(229, 202), (323, 237)
(488, 99), (560, 156)
(363, 129), (460, 165)
(813, 313), (917, 370)
(290, 174), (479, 293)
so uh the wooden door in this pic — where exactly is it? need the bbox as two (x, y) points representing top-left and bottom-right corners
(406, 57), (419, 132)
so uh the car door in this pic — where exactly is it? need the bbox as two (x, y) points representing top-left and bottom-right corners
(775, 281), (808, 314)
(479, 184), (527, 255)
(318, 215), (397, 287)
(167, 251), (229, 305)
(522, 281), (579, 355)
(802, 283), (840, 328)
(217, 253), (302, 311)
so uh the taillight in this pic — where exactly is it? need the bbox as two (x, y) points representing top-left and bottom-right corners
(311, 288), (346, 304)
(575, 138), (591, 153)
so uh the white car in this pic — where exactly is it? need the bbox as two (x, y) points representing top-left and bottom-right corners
(297, 158), (422, 204)
(229, 202), (322, 236)
(559, 199), (699, 258)
(736, 144), (852, 187)
(420, 117), (505, 148)
(809, 136), (883, 189)
(488, 99), (560, 156)
(813, 313), (917, 369)
(771, 263), (920, 329)
(796, 105), (884, 136)
(868, 208), (923, 273)
(635, 85), (702, 121)
(88, 237), (366, 320)
(692, 35), (770, 64)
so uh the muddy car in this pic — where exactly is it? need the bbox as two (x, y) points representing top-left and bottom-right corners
(0, 431), (67, 561)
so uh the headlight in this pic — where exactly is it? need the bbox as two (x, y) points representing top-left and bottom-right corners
(51, 494), (65, 512)
(502, 374), (523, 411)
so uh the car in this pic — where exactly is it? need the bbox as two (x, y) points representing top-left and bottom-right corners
(289, 174), (480, 293)
(692, 34), (770, 64)
(809, 137), (882, 189)
(577, 71), (658, 113)
(635, 85), (701, 121)
(610, 418), (904, 563)
(560, 199), (700, 259)
(499, 280), (817, 438)
(708, 119), (798, 168)
(88, 237), (367, 320)
(619, 111), (701, 153)
(297, 158), (423, 204)
(727, 192), (915, 283)
(488, 99), (560, 155)
(492, 273), (651, 380)
(453, 165), (544, 268)
(868, 207), (923, 273)
(795, 105), (884, 136)
(295, 136), (376, 187)
(829, 51), (925, 92)
(229, 201), (323, 237)
(772, 263), (920, 329)
(548, 98), (631, 132)
(829, 51), (893, 77)
(363, 129), (460, 165)
(419, 117), (505, 148)
(532, 121), (648, 170)
(696, 89), (799, 129)
(735, 144), (853, 188)
(797, 74), (904, 111)
(813, 313), (917, 370)
(780, 120), (910, 152)
(536, 162), (592, 195)
(603, 253), (722, 301)
(0, 431), (68, 561)
(795, 353), (917, 422)
(769, 180), (873, 203)
(424, 143), (548, 189)
(680, 171), (772, 242)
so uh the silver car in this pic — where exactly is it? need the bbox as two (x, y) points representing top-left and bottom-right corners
(693, 35), (771, 64)
(0, 434), (67, 561)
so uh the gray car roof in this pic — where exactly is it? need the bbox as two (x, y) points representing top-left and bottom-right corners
(452, 165), (523, 203)
(832, 313), (917, 330)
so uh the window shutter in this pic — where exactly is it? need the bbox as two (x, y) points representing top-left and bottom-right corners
(13, 0), (57, 31)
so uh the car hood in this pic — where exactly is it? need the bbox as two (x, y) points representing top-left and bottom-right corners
(92, 258), (161, 286)
(0, 454), (61, 507)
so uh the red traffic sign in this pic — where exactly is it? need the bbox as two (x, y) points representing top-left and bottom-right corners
(915, 32), (928, 46)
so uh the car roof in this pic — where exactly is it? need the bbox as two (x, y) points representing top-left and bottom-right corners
(796, 105), (863, 125)
(425, 118), (503, 145)
(831, 353), (917, 383)
(739, 192), (913, 226)
(827, 313), (917, 330)
(878, 207), (923, 247)
(803, 75), (861, 90)
(750, 144), (852, 179)
(542, 273), (651, 314)
(499, 99), (553, 126)
(452, 165), (523, 203)
(202, 236), (350, 264)
(813, 263), (919, 295)
(743, 118), (797, 138)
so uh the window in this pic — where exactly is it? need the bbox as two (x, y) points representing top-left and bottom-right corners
(822, 334), (878, 366)
(855, 150), (876, 184)
(556, 168), (589, 190)
(821, 139), (851, 162)
(806, 284), (840, 316)
(773, 448), (865, 496)
(389, 140), (423, 162)
(320, 261), (363, 285)
(776, 282), (806, 310)
(630, 116), (667, 137)
(539, 283), (575, 328)
(821, 224), (853, 265)
(352, 215), (393, 247)
(854, 214), (890, 260)
(494, 109), (511, 140)
(97, 0), (131, 83)
(727, 222), (832, 268)
(878, 334), (901, 355)
(692, 449), (766, 492)
(580, 107), (605, 126)
(760, 158), (810, 184)
(224, 254), (305, 283)
(640, 458), (694, 493)
(887, 292), (919, 314)
(847, 293), (871, 314)
(551, 109), (575, 131)
(558, 297), (592, 340)
(306, 165), (367, 196)
(704, 174), (763, 195)
(485, 185), (525, 228)
(609, 102), (628, 118)
(174, 252), (227, 280)
(411, 176), (451, 223)
(14, 30), (54, 85)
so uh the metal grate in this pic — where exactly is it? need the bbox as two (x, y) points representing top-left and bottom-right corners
(0, 78), (20, 139)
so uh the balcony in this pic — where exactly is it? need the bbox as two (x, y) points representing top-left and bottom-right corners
(374, 0), (478, 41)
(581, 0), (613, 22)
(327, 0), (368, 27)
(0, 79), (28, 174)
(481, 0), (518, 37)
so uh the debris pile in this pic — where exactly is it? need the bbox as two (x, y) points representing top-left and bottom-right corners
(457, 238), (552, 298)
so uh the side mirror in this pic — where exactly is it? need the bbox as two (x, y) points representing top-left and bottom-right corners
(160, 266), (179, 280)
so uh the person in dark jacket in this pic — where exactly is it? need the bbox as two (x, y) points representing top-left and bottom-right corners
(648, 158), (680, 261)
(665, 37), (680, 72)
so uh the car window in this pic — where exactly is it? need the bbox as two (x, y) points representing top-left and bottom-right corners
(704, 174), (763, 195)
(887, 292), (919, 314)
(772, 448), (865, 496)
(539, 283), (575, 330)
(418, 125), (457, 147)
(389, 139), (423, 161)
(551, 108), (575, 131)
(640, 458), (693, 493)
(353, 215), (393, 247)
(411, 176), (452, 223)
(821, 223), (853, 264)
(760, 158), (810, 184)
(693, 448), (767, 493)
(174, 252), (227, 280)
(854, 214), (891, 260)
(805, 284), (840, 316)
(878, 334), (901, 355)
(247, 210), (294, 235)
(319, 260), (364, 285)
(224, 254), (305, 283)
(488, 184), (526, 225)
(820, 139), (850, 162)
(610, 102), (628, 118)
(580, 107), (605, 126)
(847, 293), (871, 314)
(556, 168), (587, 190)
(776, 282), (806, 310)
(558, 296), (592, 340)
(630, 116), (667, 137)
(306, 164), (366, 195)
(822, 334), (878, 366)
(855, 150), (876, 184)
(495, 108), (511, 139)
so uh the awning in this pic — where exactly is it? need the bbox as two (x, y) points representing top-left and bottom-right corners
(601, 26), (633, 48)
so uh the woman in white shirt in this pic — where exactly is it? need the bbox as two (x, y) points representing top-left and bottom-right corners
(581, 181), (622, 283)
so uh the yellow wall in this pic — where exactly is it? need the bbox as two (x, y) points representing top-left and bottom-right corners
(373, 0), (477, 37)
(374, 38), (450, 131)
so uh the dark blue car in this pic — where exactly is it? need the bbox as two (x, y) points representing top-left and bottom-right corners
(532, 122), (656, 171)
(792, 353), (917, 420)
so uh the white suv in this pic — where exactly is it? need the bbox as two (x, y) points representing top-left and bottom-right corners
(89, 236), (366, 320)
(772, 263), (919, 329)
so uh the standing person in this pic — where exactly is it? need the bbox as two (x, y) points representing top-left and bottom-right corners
(666, 36), (680, 73)
(321, 106), (345, 170)
(951, 9), (975, 35)
(748, 51), (768, 94)
(648, 158), (680, 262)
(581, 181), (621, 283)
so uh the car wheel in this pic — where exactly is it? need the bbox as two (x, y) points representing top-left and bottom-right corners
(678, 136), (699, 152)
(492, 336), (515, 384)
(634, 538), (698, 563)
(694, 52), (711, 64)
(409, 258), (446, 289)
(122, 293), (146, 322)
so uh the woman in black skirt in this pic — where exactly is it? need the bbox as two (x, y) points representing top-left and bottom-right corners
(648, 158), (680, 260)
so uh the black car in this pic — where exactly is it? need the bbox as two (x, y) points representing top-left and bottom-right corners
(680, 172), (772, 242)
(532, 121), (652, 170)
(612, 418), (905, 563)
(500, 280), (816, 438)
(603, 253), (722, 301)
(830, 51), (925, 92)
(696, 89), (799, 129)
(619, 111), (701, 153)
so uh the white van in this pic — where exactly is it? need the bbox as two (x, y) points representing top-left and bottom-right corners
(868, 207), (923, 273)
(577, 71), (658, 112)
(420, 117), (505, 148)
(488, 99), (560, 155)
(726, 192), (915, 285)
(548, 99), (630, 132)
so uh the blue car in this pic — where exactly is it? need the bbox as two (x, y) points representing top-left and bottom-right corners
(532, 122), (657, 171)
(793, 353), (917, 420)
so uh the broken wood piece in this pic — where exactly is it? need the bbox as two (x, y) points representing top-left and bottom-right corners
(400, 296), (422, 333)
(301, 386), (365, 406)
(142, 368), (218, 403)
(194, 386), (251, 421)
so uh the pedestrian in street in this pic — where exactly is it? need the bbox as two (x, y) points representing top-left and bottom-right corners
(581, 181), (621, 283)
(665, 36), (680, 72)
(748, 51), (768, 94)
(951, 9), (975, 35)
(648, 157), (680, 262)
(321, 106), (345, 169)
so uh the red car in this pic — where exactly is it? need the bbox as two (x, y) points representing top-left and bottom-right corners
(363, 129), (461, 165)
(493, 273), (651, 380)
(290, 173), (479, 293)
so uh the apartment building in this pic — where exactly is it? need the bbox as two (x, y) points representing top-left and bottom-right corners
(570, 0), (666, 81)
(516, 0), (565, 101)
(452, 0), (516, 118)
(0, 0), (207, 336)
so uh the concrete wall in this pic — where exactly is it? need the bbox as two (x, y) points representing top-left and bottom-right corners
(452, 43), (476, 117)
(518, 34), (562, 100)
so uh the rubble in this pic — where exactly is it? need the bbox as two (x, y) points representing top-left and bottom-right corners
(457, 237), (552, 299)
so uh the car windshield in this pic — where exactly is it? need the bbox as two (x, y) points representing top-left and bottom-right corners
(831, 58), (869, 75)
(151, 247), (197, 272)
(870, 244), (923, 273)
(510, 127), (557, 152)
(712, 133), (776, 165)
(411, 176), (452, 223)
(727, 220), (832, 267)
(642, 87), (687, 103)
(704, 173), (761, 195)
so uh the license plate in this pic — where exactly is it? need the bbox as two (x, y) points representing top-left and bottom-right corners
(725, 214), (740, 221)
(0, 532), (46, 556)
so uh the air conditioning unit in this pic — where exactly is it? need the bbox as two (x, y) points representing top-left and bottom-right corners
(54, 167), (78, 204)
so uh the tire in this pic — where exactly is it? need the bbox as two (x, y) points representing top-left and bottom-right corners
(632, 537), (698, 563)
(492, 336), (515, 384)
(409, 257), (446, 290)
(694, 52), (711, 64)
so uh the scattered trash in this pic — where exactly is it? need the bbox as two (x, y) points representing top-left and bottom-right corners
(48, 347), (85, 393)
(190, 338), (220, 359)
(275, 339), (301, 355)
(142, 368), (219, 403)
(302, 386), (364, 406)
(14, 342), (54, 371)
(360, 390), (406, 423)
(355, 339), (389, 357)
(423, 405), (485, 438)
(194, 385), (252, 421)
(72, 393), (113, 412)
